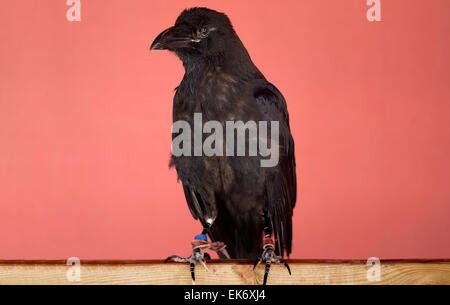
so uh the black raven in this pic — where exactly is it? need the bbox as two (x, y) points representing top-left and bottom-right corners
(151, 7), (297, 284)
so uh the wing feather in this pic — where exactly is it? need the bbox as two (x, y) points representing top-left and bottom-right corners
(254, 82), (297, 257)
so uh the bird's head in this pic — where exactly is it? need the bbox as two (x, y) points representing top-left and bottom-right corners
(150, 8), (249, 68)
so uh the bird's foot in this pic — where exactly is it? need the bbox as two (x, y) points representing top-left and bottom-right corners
(253, 238), (291, 285)
(164, 249), (209, 284)
(164, 234), (230, 284)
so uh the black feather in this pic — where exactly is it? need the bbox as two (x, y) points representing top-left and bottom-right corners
(156, 7), (297, 258)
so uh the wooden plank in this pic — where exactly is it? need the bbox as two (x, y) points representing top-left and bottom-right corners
(0, 260), (449, 285)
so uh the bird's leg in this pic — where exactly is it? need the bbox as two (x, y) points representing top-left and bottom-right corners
(164, 230), (230, 284)
(253, 226), (291, 285)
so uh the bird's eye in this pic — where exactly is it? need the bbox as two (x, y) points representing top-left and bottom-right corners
(198, 27), (209, 38)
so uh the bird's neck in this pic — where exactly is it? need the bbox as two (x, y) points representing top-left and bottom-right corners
(179, 47), (263, 81)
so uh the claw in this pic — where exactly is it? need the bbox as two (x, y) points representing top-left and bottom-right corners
(164, 255), (187, 263)
(263, 262), (270, 285)
(190, 262), (195, 284)
(200, 260), (209, 272)
(219, 248), (231, 259)
(283, 261), (291, 275)
(164, 236), (230, 284)
(164, 247), (209, 285)
(255, 244), (291, 285)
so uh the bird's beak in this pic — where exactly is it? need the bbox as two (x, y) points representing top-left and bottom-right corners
(150, 25), (193, 51)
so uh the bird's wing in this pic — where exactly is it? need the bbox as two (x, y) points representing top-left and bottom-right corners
(182, 181), (220, 232)
(182, 183), (201, 220)
(253, 81), (297, 257)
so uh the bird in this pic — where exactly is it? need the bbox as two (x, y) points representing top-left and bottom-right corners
(150, 7), (297, 285)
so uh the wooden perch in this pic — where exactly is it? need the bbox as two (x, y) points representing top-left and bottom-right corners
(0, 260), (449, 285)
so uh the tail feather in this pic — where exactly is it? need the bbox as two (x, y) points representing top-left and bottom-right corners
(208, 207), (263, 259)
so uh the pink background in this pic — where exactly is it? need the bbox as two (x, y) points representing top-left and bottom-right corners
(0, 0), (449, 260)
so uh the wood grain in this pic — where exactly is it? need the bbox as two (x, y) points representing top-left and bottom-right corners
(0, 260), (449, 285)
